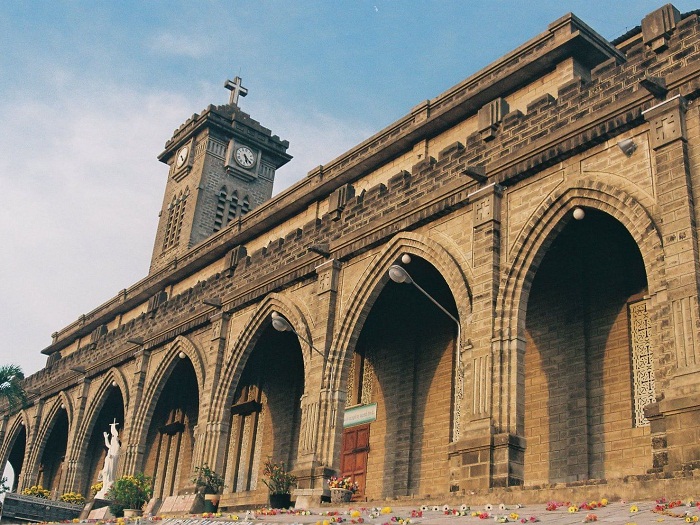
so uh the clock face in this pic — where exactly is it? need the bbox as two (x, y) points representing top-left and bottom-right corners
(176, 146), (189, 168)
(235, 146), (256, 168)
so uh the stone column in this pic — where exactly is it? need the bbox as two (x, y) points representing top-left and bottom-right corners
(643, 96), (700, 474)
(122, 346), (151, 475)
(62, 375), (91, 493)
(198, 311), (231, 475)
(293, 259), (340, 508)
(23, 399), (45, 490)
(450, 182), (523, 489)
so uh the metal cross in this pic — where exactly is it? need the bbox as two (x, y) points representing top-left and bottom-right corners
(224, 76), (248, 106)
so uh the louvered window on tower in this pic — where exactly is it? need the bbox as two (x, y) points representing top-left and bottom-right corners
(229, 191), (239, 223)
(213, 188), (251, 232)
(214, 187), (228, 232)
(163, 188), (189, 249)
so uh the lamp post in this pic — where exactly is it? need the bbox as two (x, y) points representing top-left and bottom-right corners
(388, 263), (463, 441)
(271, 311), (326, 360)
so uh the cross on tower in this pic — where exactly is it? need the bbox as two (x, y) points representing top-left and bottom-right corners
(224, 76), (248, 106)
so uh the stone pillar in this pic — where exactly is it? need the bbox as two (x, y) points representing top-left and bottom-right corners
(23, 399), (45, 490)
(122, 346), (151, 475)
(644, 95), (700, 474)
(62, 376), (91, 494)
(450, 183), (524, 490)
(293, 259), (340, 508)
(198, 311), (231, 476)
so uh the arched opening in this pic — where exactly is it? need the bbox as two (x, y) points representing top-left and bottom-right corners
(6, 424), (26, 491)
(223, 323), (304, 504)
(82, 386), (125, 496)
(38, 409), (69, 495)
(344, 257), (457, 499)
(143, 357), (199, 499)
(524, 208), (651, 484)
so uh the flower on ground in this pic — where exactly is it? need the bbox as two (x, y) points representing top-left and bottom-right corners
(381, 507), (392, 514)
(584, 513), (598, 522)
(510, 513), (520, 520)
(600, 499), (608, 506)
(629, 505), (639, 513)
(569, 505), (579, 513)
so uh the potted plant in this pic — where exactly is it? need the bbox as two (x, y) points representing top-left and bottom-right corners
(59, 492), (86, 505)
(105, 473), (152, 518)
(261, 458), (296, 509)
(192, 464), (226, 512)
(327, 476), (359, 503)
(21, 485), (50, 499)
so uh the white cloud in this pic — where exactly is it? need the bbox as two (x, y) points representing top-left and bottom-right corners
(0, 77), (372, 377)
(147, 31), (213, 59)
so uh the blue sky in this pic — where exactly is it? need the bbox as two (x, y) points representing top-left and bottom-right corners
(0, 1), (696, 377)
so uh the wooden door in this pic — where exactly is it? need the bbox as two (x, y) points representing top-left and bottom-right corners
(340, 424), (370, 498)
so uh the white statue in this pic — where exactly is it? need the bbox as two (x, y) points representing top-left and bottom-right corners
(95, 421), (120, 499)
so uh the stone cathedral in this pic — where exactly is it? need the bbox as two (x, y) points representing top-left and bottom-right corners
(3, 4), (700, 510)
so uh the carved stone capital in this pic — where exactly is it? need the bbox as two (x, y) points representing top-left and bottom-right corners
(643, 95), (687, 150)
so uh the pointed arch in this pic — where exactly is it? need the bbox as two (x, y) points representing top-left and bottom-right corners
(70, 368), (129, 482)
(330, 231), (473, 391)
(211, 293), (313, 423)
(128, 335), (205, 456)
(496, 180), (665, 339)
(492, 180), (665, 438)
(28, 394), (71, 490)
(0, 412), (29, 476)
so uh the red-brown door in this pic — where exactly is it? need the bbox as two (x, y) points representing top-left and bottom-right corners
(340, 424), (370, 498)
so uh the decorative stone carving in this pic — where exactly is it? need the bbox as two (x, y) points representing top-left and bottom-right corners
(629, 300), (656, 427)
(328, 184), (355, 221)
(642, 4), (681, 52)
(478, 98), (509, 141)
(643, 96), (687, 150)
(316, 259), (340, 295)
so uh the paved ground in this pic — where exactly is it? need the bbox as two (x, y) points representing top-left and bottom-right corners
(24, 498), (699, 525)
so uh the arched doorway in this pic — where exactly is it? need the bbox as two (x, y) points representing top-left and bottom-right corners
(223, 323), (304, 502)
(6, 424), (26, 491)
(38, 409), (69, 495)
(82, 386), (125, 496)
(143, 357), (199, 499)
(344, 257), (457, 499)
(524, 208), (651, 484)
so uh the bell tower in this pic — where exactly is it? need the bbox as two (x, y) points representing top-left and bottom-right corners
(150, 77), (292, 273)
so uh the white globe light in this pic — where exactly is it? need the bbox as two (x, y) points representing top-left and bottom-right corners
(401, 253), (412, 264)
(573, 207), (585, 220)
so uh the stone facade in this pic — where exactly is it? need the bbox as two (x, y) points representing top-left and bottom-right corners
(3, 4), (700, 509)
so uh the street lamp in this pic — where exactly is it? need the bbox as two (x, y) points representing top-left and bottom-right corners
(271, 311), (326, 360)
(388, 262), (463, 440)
(388, 265), (459, 326)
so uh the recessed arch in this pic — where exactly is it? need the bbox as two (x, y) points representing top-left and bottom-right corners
(497, 181), (665, 340)
(72, 369), (127, 497)
(129, 335), (205, 450)
(214, 293), (307, 501)
(211, 293), (314, 424)
(0, 414), (29, 491)
(331, 231), (473, 392)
